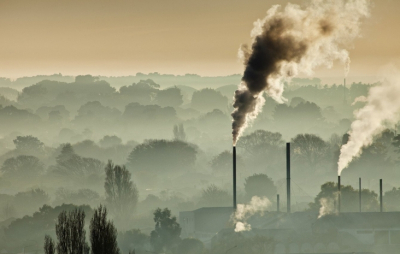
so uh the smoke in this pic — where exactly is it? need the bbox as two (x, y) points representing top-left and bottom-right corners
(351, 95), (368, 105)
(232, 196), (271, 232)
(318, 197), (336, 218)
(338, 66), (400, 175)
(231, 0), (370, 144)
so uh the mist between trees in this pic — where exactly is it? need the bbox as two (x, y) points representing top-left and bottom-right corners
(1, 75), (400, 253)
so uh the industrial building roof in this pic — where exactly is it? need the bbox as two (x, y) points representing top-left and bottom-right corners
(315, 212), (400, 230)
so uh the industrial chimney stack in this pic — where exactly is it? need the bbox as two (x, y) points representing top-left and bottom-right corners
(380, 179), (383, 212)
(233, 146), (237, 210)
(338, 175), (341, 213)
(286, 143), (291, 213)
(277, 194), (280, 212)
(359, 177), (362, 212)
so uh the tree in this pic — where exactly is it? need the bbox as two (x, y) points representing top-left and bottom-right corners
(105, 161), (139, 218)
(173, 124), (186, 141)
(191, 88), (228, 112)
(244, 174), (277, 201)
(119, 79), (160, 105)
(197, 109), (230, 135)
(1, 155), (44, 177)
(117, 229), (149, 254)
(99, 135), (122, 148)
(237, 130), (284, 156)
(55, 208), (90, 254)
(155, 87), (183, 107)
(36, 105), (70, 121)
(0, 94), (12, 107)
(273, 104), (293, 123)
(210, 150), (244, 175)
(49, 110), (63, 122)
(52, 143), (104, 178)
(309, 182), (379, 213)
(345, 129), (396, 178)
(14, 188), (50, 215)
(122, 103), (177, 125)
(0, 106), (41, 133)
(75, 75), (99, 83)
(289, 97), (306, 107)
(150, 208), (181, 253)
(384, 187), (400, 211)
(44, 235), (56, 254)
(273, 101), (323, 130)
(8, 204), (93, 248)
(13, 135), (44, 154)
(90, 205), (120, 254)
(56, 144), (76, 165)
(293, 101), (323, 122)
(236, 130), (285, 175)
(75, 101), (121, 124)
(392, 134), (400, 150)
(199, 184), (231, 207)
(291, 134), (329, 172)
(54, 188), (100, 207)
(322, 106), (340, 123)
(127, 140), (197, 175)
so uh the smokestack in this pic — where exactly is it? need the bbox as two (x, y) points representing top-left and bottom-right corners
(338, 175), (341, 213)
(233, 146), (237, 210)
(277, 194), (280, 212)
(359, 177), (362, 213)
(231, 1), (370, 145)
(286, 143), (291, 213)
(343, 78), (346, 103)
(380, 179), (383, 212)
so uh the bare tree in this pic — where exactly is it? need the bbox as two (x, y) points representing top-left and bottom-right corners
(90, 205), (120, 254)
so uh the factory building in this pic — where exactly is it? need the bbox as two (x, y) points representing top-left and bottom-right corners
(178, 143), (400, 254)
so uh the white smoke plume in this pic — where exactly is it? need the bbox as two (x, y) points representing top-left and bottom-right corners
(232, 0), (370, 145)
(351, 95), (368, 105)
(318, 197), (336, 218)
(338, 66), (400, 175)
(232, 196), (271, 232)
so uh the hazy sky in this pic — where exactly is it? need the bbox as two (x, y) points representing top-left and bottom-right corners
(0, 0), (399, 79)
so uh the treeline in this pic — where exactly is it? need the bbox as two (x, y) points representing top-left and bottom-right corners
(0, 75), (374, 148)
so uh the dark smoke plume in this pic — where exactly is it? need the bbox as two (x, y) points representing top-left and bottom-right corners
(232, 0), (370, 145)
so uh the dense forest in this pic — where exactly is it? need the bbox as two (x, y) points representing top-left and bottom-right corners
(0, 74), (399, 253)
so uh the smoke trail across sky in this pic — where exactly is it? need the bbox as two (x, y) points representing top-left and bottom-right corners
(231, 0), (370, 145)
(338, 66), (400, 175)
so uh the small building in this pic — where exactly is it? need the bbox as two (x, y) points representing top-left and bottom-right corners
(314, 212), (400, 245)
(179, 207), (234, 239)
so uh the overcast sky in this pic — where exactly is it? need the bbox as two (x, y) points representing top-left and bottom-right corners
(0, 0), (399, 81)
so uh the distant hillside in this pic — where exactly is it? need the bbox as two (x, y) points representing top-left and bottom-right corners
(0, 73), (330, 92)
(0, 73), (242, 90)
